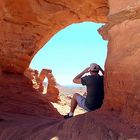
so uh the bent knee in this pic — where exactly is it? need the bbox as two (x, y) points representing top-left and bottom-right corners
(73, 93), (80, 98)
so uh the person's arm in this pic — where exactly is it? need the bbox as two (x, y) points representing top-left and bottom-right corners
(73, 67), (90, 84)
(83, 92), (87, 96)
(98, 65), (104, 76)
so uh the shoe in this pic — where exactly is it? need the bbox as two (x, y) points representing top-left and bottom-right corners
(64, 114), (73, 119)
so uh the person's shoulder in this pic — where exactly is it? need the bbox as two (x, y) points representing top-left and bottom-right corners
(99, 75), (104, 80)
(82, 75), (91, 80)
(83, 75), (91, 78)
(86, 75), (92, 78)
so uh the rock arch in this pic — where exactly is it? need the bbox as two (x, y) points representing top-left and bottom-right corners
(38, 68), (60, 102)
(0, 0), (108, 73)
(24, 68), (60, 102)
(0, 0), (140, 139)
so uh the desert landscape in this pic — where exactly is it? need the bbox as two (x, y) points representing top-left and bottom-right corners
(0, 0), (140, 139)
(52, 85), (140, 138)
(52, 85), (87, 116)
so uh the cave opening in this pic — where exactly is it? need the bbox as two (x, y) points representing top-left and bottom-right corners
(29, 21), (108, 115)
(0, 1), (140, 139)
(30, 22), (107, 84)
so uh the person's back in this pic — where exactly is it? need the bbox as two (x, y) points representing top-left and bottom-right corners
(64, 63), (104, 119)
(81, 74), (104, 110)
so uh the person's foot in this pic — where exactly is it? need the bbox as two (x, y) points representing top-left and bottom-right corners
(64, 114), (73, 119)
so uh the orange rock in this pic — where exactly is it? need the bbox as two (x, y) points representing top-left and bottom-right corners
(0, 0), (108, 74)
(0, 72), (61, 118)
(24, 68), (39, 90)
(0, 0), (140, 139)
(0, 68), (2, 76)
(99, 1), (140, 123)
(37, 69), (60, 102)
(24, 68), (39, 81)
(103, 19), (140, 123)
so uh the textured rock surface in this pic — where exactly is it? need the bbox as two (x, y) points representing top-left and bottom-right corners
(24, 68), (60, 102)
(0, 0), (140, 139)
(0, 0), (108, 73)
(0, 72), (61, 118)
(0, 111), (127, 140)
(99, 0), (140, 123)
(46, 72), (60, 103)
(109, 0), (140, 15)
(104, 19), (140, 123)
(38, 69), (60, 102)
(24, 68), (39, 81)
(0, 72), (139, 139)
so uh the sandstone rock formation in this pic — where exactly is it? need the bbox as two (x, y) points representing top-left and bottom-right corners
(37, 69), (52, 93)
(0, 111), (126, 140)
(24, 68), (60, 102)
(0, 0), (108, 74)
(0, 72), (61, 118)
(46, 73), (60, 103)
(0, 0), (140, 139)
(38, 69), (60, 102)
(25, 68), (40, 89)
(99, 0), (140, 123)
(24, 68), (39, 81)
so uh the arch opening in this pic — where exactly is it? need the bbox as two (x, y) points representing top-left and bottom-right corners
(30, 22), (107, 85)
(29, 21), (108, 113)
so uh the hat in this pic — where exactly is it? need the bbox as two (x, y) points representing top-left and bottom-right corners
(90, 63), (99, 72)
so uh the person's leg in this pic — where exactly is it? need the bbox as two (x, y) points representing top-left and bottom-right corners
(70, 93), (80, 113)
(64, 93), (80, 119)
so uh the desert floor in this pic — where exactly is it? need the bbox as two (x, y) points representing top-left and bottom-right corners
(51, 85), (87, 116)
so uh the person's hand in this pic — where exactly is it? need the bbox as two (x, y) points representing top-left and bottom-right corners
(83, 67), (90, 73)
(97, 65), (101, 70)
(97, 65), (104, 75)
(98, 65), (103, 71)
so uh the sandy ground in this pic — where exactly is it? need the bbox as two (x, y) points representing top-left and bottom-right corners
(51, 93), (87, 116)
(47, 85), (87, 116)
(51, 93), (140, 139)
(0, 85), (139, 139)
(50, 86), (140, 139)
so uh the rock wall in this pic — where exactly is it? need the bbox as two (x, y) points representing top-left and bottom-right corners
(46, 72), (60, 103)
(0, 112), (126, 140)
(0, 0), (108, 73)
(24, 68), (60, 102)
(38, 69), (60, 102)
(0, 72), (61, 118)
(0, 0), (140, 139)
(24, 68), (39, 81)
(100, 0), (140, 123)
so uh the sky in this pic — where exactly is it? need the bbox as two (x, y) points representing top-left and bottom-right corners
(30, 22), (108, 85)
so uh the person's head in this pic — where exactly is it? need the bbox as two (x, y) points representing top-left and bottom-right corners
(89, 63), (99, 74)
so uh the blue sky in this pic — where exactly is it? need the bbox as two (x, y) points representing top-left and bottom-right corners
(30, 22), (108, 85)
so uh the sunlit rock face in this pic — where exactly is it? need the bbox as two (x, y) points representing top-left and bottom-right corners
(100, 0), (140, 123)
(24, 68), (39, 81)
(24, 68), (60, 102)
(0, 0), (140, 139)
(38, 69), (60, 102)
(0, 0), (108, 73)
(109, 0), (140, 15)
(46, 72), (60, 103)
(0, 72), (61, 118)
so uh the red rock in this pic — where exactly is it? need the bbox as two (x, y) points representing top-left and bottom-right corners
(0, 73), (61, 118)
(0, 0), (140, 139)
(109, 0), (140, 15)
(24, 68), (60, 102)
(38, 69), (60, 102)
(102, 16), (140, 124)
(0, 0), (108, 74)
(24, 68), (39, 81)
